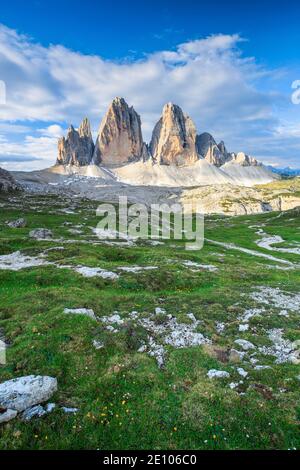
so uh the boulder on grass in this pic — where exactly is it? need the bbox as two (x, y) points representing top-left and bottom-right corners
(0, 375), (57, 413)
(29, 228), (53, 240)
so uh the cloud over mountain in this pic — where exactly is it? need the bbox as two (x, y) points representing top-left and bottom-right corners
(0, 24), (299, 170)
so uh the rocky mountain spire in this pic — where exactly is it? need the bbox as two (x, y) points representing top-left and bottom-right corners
(78, 117), (94, 163)
(149, 103), (198, 166)
(55, 102), (262, 170)
(57, 118), (94, 166)
(217, 140), (227, 155)
(78, 117), (92, 139)
(92, 97), (147, 166)
(196, 132), (230, 167)
(231, 152), (259, 167)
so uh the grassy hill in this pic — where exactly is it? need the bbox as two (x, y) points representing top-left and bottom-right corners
(0, 193), (299, 450)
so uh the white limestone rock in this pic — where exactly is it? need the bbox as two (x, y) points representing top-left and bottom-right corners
(232, 152), (259, 167)
(0, 375), (57, 412)
(74, 266), (119, 280)
(237, 367), (248, 378)
(64, 308), (97, 321)
(0, 408), (18, 424)
(7, 218), (27, 228)
(207, 369), (230, 379)
(21, 404), (47, 421)
(0, 251), (50, 271)
(234, 339), (256, 351)
(29, 228), (53, 240)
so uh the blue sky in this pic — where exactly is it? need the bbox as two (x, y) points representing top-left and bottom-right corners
(0, 0), (300, 170)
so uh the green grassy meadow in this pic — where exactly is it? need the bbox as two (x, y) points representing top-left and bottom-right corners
(0, 193), (299, 450)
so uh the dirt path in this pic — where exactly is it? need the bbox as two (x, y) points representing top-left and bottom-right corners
(205, 238), (295, 266)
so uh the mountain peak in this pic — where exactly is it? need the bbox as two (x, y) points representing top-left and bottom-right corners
(78, 117), (92, 139)
(112, 96), (125, 105)
(56, 100), (262, 171)
(92, 98), (146, 166)
(57, 119), (94, 166)
(150, 102), (198, 166)
(196, 132), (230, 167)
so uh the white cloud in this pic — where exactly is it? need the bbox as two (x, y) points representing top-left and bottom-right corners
(37, 124), (64, 138)
(0, 134), (58, 170)
(0, 24), (299, 170)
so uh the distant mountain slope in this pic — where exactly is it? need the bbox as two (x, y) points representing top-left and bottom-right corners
(49, 158), (276, 188)
(220, 161), (279, 186)
(266, 166), (300, 177)
(112, 159), (232, 186)
(12, 167), (300, 216)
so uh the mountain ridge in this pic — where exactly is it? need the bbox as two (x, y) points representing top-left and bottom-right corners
(56, 97), (263, 171)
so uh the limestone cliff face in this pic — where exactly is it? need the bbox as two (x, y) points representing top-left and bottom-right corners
(217, 141), (228, 156)
(57, 118), (94, 166)
(149, 103), (198, 166)
(93, 97), (146, 166)
(78, 118), (95, 163)
(196, 134), (259, 168)
(55, 98), (262, 171)
(196, 133), (231, 167)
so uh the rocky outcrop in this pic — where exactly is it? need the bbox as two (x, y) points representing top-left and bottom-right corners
(196, 134), (259, 168)
(78, 118), (95, 163)
(150, 103), (198, 166)
(29, 228), (53, 239)
(7, 218), (27, 228)
(179, 182), (300, 216)
(0, 167), (21, 192)
(231, 152), (259, 167)
(55, 98), (263, 170)
(217, 140), (228, 156)
(196, 133), (231, 167)
(93, 97), (146, 166)
(0, 375), (57, 423)
(57, 118), (94, 166)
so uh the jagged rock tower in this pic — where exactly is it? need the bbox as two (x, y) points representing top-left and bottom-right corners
(149, 103), (198, 166)
(57, 118), (94, 166)
(92, 97), (148, 166)
(56, 98), (261, 170)
(231, 152), (259, 167)
(196, 133), (231, 167)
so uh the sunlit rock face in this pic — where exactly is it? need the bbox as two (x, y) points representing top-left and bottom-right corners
(231, 152), (259, 167)
(57, 118), (94, 166)
(149, 103), (198, 166)
(92, 97), (147, 166)
(55, 97), (261, 171)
